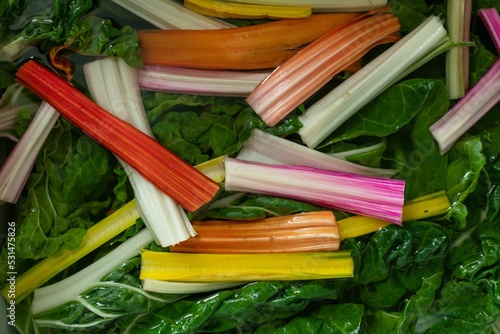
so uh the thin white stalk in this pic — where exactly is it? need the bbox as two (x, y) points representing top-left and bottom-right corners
(0, 83), (40, 138)
(0, 102), (59, 203)
(225, 0), (387, 12)
(429, 58), (500, 154)
(0, 104), (19, 140)
(236, 129), (396, 177)
(32, 229), (154, 316)
(446, 0), (472, 99)
(297, 16), (448, 148)
(138, 65), (270, 97)
(0, 108), (18, 134)
(329, 139), (387, 159)
(84, 57), (195, 247)
(110, 0), (235, 29)
(142, 279), (244, 294)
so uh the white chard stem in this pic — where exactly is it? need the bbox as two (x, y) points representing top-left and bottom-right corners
(298, 16), (448, 148)
(84, 57), (195, 247)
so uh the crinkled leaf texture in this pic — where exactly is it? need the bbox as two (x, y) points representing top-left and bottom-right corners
(4, 119), (116, 263)
(33, 257), (181, 332)
(143, 91), (302, 165)
(1, 0), (141, 69)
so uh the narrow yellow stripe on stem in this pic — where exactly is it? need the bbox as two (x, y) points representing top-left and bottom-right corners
(184, 0), (313, 19)
(338, 191), (451, 240)
(140, 250), (353, 282)
(1, 200), (140, 303)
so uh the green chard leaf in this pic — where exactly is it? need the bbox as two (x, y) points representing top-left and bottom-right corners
(0, 62), (16, 92)
(0, 0), (26, 32)
(145, 92), (259, 164)
(468, 36), (498, 87)
(64, 15), (142, 68)
(254, 303), (364, 334)
(403, 279), (499, 334)
(473, 0), (500, 12)
(9, 119), (117, 260)
(1, 0), (141, 69)
(190, 193), (327, 221)
(383, 79), (450, 199)
(33, 257), (179, 331)
(115, 280), (345, 333)
(444, 136), (486, 228)
(387, 0), (437, 33)
(325, 79), (447, 146)
(339, 220), (449, 311)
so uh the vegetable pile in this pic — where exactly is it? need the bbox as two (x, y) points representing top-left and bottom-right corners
(0, 0), (499, 333)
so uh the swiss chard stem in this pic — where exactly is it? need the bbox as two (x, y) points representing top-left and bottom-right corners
(445, 0), (472, 99)
(246, 9), (400, 127)
(184, 0), (313, 19)
(138, 65), (271, 97)
(479, 8), (500, 53)
(224, 157), (405, 223)
(297, 16), (449, 148)
(31, 228), (155, 316)
(236, 129), (397, 177)
(429, 58), (500, 154)
(170, 211), (340, 253)
(140, 250), (354, 282)
(16, 60), (220, 212)
(0, 84), (40, 141)
(142, 279), (244, 294)
(0, 200), (140, 304)
(110, 0), (235, 29)
(219, 0), (388, 12)
(338, 190), (451, 240)
(0, 102), (59, 204)
(84, 57), (195, 247)
(137, 13), (360, 70)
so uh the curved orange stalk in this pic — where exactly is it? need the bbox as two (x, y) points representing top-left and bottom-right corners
(49, 46), (74, 80)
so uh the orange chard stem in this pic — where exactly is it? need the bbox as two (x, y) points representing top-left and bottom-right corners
(170, 211), (340, 253)
(137, 13), (360, 70)
(15, 60), (220, 212)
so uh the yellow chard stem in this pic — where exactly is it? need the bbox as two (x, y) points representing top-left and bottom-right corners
(338, 190), (451, 240)
(194, 155), (226, 183)
(1, 200), (140, 303)
(1, 156), (225, 303)
(401, 190), (451, 221)
(140, 251), (354, 282)
(184, 0), (313, 19)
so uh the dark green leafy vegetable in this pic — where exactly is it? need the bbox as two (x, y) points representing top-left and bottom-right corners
(143, 91), (302, 165)
(34, 257), (181, 332)
(190, 193), (327, 221)
(325, 79), (448, 146)
(383, 79), (449, 199)
(1, 0), (500, 333)
(254, 303), (364, 334)
(0, 118), (117, 278)
(0, 0), (141, 82)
